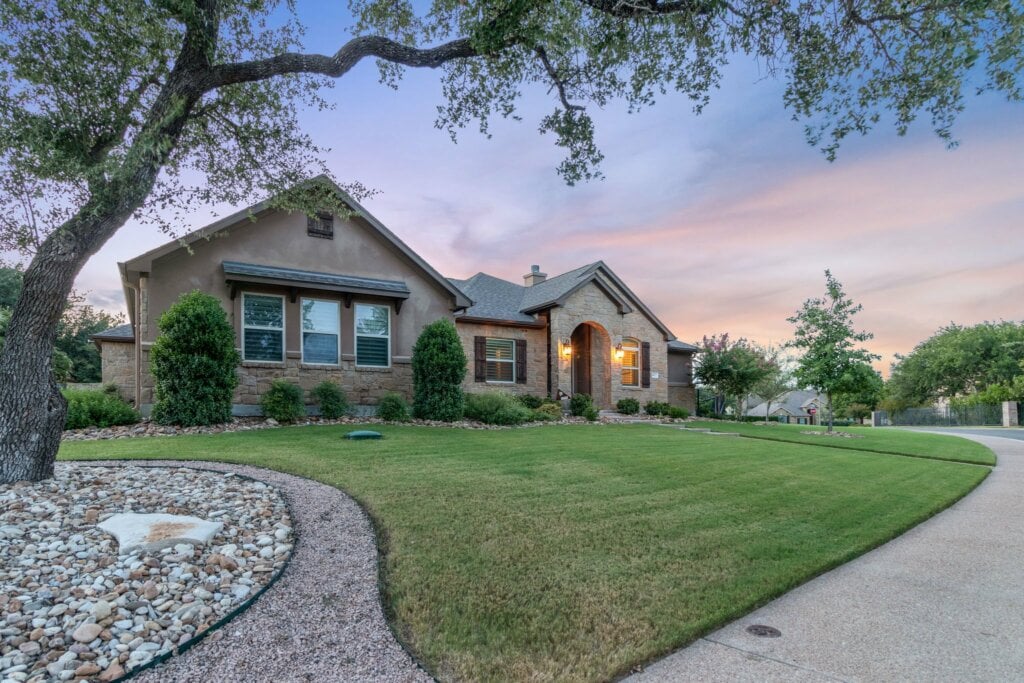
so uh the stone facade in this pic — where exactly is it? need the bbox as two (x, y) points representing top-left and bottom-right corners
(547, 277), (669, 409)
(667, 385), (696, 413)
(235, 358), (413, 408)
(667, 350), (696, 413)
(100, 342), (135, 403)
(455, 321), (548, 397)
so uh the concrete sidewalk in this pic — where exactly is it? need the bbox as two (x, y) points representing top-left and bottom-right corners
(628, 433), (1024, 682)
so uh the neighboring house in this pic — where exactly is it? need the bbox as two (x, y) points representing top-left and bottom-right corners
(745, 390), (825, 425)
(93, 177), (698, 416)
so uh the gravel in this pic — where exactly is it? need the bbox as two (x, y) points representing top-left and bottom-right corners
(0, 466), (292, 682)
(72, 461), (433, 683)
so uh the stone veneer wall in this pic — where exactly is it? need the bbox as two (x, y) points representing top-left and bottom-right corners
(667, 384), (696, 413)
(548, 277), (669, 409)
(100, 342), (136, 403)
(235, 358), (413, 408)
(455, 321), (548, 397)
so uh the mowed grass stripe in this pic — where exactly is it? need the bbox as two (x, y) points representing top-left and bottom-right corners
(60, 424), (990, 682)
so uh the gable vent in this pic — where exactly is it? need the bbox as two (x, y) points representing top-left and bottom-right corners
(307, 213), (334, 239)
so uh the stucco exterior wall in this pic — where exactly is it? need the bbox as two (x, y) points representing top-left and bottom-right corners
(455, 321), (548, 397)
(547, 276), (669, 409)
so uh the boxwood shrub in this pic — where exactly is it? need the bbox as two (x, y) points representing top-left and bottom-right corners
(377, 392), (411, 422)
(569, 393), (594, 417)
(464, 391), (533, 425)
(616, 397), (640, 415)
(261, 380), (305, 422)
(311, 381), (348, 419)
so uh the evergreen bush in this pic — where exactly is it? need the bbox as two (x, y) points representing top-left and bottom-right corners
(412, 319), (466, 421)
(261, 380), (305, 422)
(312, 381), (348, 419)
(377, 392), (411, 421)
(150, 291), (239, 426)
(515, 394), (544, 409)
(535, 402), (564, 420)
(569, 393), (593, 416)
(644, 400), (671, 416)
(668, 406), (689, 419)
(464, 391), (533, 425)
(63, 388), (138, 429)
(616, 397), (640, 415)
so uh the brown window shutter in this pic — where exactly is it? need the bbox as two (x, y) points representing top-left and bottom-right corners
(516, 339), (527, 384)
(474, 336), (487, 382)
(641, 341), (651, 388)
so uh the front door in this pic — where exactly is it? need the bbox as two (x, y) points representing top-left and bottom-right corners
(572, 324), (591, 396)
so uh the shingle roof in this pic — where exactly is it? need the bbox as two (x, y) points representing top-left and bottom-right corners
(223, 261), (410, 296)
(668, 340), (699, 352)
(449, 273), (537, 323)
(518, 263), (599, 311)
(745, 390), (823, 417)
(91, 323), (133, 342)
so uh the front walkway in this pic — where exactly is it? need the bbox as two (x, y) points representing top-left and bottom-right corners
(628, 432), (1024, 682)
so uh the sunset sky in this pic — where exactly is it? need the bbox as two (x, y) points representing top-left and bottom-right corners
(73, 1), (1024, 375)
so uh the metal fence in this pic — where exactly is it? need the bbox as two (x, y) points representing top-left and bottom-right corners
(888, 404), (1003, 427)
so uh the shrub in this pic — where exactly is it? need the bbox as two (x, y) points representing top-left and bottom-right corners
(535, 402), (564, 420)
(668, 406), (689, 419)
(311, 381), (348, 419)
(582, 405), (600, 422)
(644, 400), (670, 416)
(412, 319), (466, 421)
(616, 397), (640, 415)
(150, 291), (239, 426)
(261, 380), (305, 422)
(63, 388), (138, 429)
(569, 393), (594, 417)
(377, 392), (411, 421)
(464, 391), (533, 425)
(515, 394), (544, 409)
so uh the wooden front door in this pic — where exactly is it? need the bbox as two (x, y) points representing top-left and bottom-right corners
(572, 324), (591, 396)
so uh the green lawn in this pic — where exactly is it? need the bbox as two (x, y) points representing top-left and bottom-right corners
(688, 421), (996, 466)
(60, 424), (991, 682)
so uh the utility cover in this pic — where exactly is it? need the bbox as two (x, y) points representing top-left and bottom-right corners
(344, 430), (383, 440)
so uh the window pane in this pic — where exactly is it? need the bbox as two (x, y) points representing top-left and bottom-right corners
(486, 338), (514, 361)
(244, 329), (283, 361)
(486, 360), (514, 383)
(622, 349), (638, 368)
(622, 368), (638, 387)
(355, 304), (389, 336)
(356, 336), (389, 366)
(303, 332), (338, 365)
(302, 299), (339, 333)
(244, 295), (283, 328)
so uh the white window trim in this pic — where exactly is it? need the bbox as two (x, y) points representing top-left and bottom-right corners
(485, 338), (516, 384)
(300, 297), (341, 366)
(242, 292), (285, 363)
(354, 302), (391, 369)
(620, 338), (640, 388)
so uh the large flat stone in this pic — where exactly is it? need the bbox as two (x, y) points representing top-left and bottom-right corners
(98, 513), (223, 555)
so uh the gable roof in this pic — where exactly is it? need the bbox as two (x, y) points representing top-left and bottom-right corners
(668, 340), (699, 353)
(745, 390), (823, 417)
(120, 175), (470, 309)
(90, 323), (134, 348)
(452, 261), (675, 339)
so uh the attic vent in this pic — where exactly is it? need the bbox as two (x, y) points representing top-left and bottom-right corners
(307, 212), (334, 239)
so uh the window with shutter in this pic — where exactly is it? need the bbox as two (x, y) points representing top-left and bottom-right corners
(485, 338), (515, 383)
(621, 338), (640, 387)
(641, 341), (651, 388)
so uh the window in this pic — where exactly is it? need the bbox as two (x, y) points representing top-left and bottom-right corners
(355, 303), (390, 367)
(621, 337), (640, 387)
(307, 212), (333, 239)
(301, 298), (340, 365)
(485, 338), (515, 383)
(243, 293), (284, 362)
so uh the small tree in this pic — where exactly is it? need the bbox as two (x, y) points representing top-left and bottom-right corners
(753, 364), (792, 424)
(412, 319), (467, 421)
(787, 271), (879, 433)
(832, 362), (884, 423)
(695, 334), (773, 419)
(150, 291), (239, 426)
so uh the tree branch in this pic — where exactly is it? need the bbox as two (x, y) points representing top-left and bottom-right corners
(205, 35), (479, 91)
(575, 0), (719, 18)
(535, 46), (585, 112)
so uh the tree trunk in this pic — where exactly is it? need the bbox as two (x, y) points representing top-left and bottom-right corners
(827, 392), (834, 433)
(765, 400), (772, 424)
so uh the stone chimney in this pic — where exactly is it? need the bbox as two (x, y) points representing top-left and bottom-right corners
(523, 264), (547, 287)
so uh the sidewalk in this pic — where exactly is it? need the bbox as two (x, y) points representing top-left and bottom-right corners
(628, 433), (1024, 682)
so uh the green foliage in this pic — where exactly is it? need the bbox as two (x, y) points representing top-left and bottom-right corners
(582, 405), (600, 422)
(311, 381), (348, 419)
(616, 397), (640, 415)
(377, 392), (411, 422)
(695, 334), (774, 416)
(569, 393), (594, 417)
(787, 271), (879, 431)
(412, 319), (467, 421)
(0, 267), (22, 309)
(56, 304), (125, 382)
(535, 402), (564, 420)
(644, 400), (671, 416)
(260, 380), (305, 422)
(887, 321), (1024, 406)
(464, 391), (534, 425)
(63, 388), (138, 429)
(515, 394), (545, 409)
(831, 362), (884, 418)
(149, 291), (240, 426)
(668, 406), (689, 419)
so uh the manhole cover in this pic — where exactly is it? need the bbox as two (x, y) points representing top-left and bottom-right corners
(746, 624), (781, 638)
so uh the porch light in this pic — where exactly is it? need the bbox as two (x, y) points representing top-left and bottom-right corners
(561, 339), (573, 358)
(614, 343), (624, 361)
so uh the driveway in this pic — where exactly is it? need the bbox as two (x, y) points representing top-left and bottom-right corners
(905, 426), (1024, 441)
(628, 432), (1024, 682)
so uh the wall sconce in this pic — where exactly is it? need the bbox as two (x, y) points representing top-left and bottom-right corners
(561, 338), (573, 358)
(614, 343), (624, 361)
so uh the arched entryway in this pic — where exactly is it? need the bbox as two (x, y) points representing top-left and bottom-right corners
(570, 322), (611, 408)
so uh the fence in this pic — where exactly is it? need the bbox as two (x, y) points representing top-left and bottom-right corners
(888, 403), (1003, 427)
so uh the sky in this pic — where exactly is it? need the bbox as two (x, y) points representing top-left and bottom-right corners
(72, 1), (1024, 375)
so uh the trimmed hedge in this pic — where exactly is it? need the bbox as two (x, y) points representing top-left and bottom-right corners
(261, 380), (305, 422)
(412, 319), (466, 421)
(644, 400), (671, 416)
(569, 393), (594, 417)
(616, 398), (640, 415)
(311, 381), (348, 419)
(378, 392), (411, 422)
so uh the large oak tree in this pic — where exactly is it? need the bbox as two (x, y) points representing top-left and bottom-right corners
(1, 0), (1021, 482)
